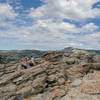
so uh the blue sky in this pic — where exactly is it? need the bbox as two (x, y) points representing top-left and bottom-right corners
(0, 0), (100, 50)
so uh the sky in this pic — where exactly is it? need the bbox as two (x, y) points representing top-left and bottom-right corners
(0, 0), (100, 50)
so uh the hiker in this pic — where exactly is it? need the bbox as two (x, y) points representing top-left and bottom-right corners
(21, 57), (29, 69)
(29, 58), (35, 66)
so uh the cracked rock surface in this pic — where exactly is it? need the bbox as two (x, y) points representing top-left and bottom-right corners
(0, 50), (100, 100)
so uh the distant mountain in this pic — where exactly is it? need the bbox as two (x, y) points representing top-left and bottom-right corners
(0, 50), (46, 64)
(61, 47), (74, 53)
(61, 47), (100, 55)
(0, 48), (100, 64)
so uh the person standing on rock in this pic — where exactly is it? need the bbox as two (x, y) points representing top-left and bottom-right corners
(21, 57), (29, 69)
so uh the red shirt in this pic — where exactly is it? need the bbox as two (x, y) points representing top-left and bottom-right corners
(22, 60), (29, 65)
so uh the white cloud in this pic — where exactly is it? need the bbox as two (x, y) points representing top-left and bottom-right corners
(0, 18), (99, 50)
(34, 20), (99, 34)
(0, 3), (17, 20)
(78, 23), (99, 33)
(0, 3), (18, 28)
(27, 0), (100, 49)
(29, 0), (100, 21)
(74, 32), (100, 50)
(0, 1), (100, 50)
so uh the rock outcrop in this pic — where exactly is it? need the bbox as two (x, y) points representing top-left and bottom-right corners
(0, 50), (100, 100)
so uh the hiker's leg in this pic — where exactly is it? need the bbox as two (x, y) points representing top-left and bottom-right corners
(21, 64), (27, 69)
(29, 62), (34, 66)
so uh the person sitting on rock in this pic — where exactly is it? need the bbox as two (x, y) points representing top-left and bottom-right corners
(29, 61), (34, 66)
(21, 57), (29, 69)
(29, 58), (35, 66)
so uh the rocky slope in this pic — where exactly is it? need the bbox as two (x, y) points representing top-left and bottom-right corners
(0, 50), (100, 100)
